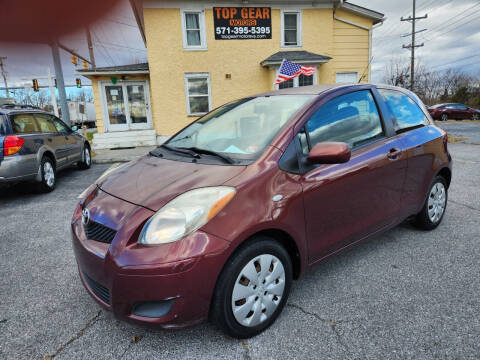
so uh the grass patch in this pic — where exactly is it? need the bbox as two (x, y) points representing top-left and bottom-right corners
(86, 131), (97, 142)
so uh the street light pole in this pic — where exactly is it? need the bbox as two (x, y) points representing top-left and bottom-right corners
(50, 41), (71, 126)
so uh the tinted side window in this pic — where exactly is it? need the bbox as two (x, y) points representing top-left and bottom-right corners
(378, 89), (427, 132)
(35, 114), (57, 133)
(10, 114), (40, 134)
(304, 90), (383, 152)
(52, 118), (69, 133)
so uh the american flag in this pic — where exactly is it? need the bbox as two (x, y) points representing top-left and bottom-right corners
(274, 59), (315, 85)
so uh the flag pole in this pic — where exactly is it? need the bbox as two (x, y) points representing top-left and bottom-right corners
(273, 58), (287, 89)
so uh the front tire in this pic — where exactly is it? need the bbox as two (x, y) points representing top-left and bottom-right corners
(472, 113), (479, 120)
(211, 237), (293, 338)
(78, 145), (91, 170)
(38, 156), (56, 193)
(413, 176), (448, 230)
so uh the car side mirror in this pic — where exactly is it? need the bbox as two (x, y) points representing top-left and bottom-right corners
(71, 126), (78, 132)
(307, 142), (351, 164)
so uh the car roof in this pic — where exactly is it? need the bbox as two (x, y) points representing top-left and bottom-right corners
(0, 105), (50, 116)
(254, 83), (410, 97)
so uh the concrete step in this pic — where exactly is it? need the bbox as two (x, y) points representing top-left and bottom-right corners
(92, 130), (157, 150)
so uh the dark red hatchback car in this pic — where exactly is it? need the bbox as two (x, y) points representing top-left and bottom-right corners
(428, 103), (480, 121)
(72, 84), (452, 338)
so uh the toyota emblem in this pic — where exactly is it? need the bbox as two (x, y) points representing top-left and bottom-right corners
(82, 208), (90, 226)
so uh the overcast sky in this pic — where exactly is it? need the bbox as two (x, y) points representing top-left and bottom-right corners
(0, 0), (478, 92)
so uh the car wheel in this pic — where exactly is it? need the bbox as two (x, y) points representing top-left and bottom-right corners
(78, 145), (91, 170)
(211, 236), (293, 338)
(472, 113), (479, 120)
(413, 176), (448, 230)
(440, 114), (448, 121)
(38, 156), (56, 192)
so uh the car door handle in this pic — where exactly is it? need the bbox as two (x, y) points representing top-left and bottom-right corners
(387, 147), (402, 160)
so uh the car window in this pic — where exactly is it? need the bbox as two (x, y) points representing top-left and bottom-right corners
(457, 104), (467, 110)
(378, 89), (427, 132)
(303, 90), (384, 153)
(10, 113), (40, 134)
(52, 117), (70, 133)
(35, 114), (57, 133)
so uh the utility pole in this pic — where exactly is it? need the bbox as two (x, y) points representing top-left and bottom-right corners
(401, 0), (427, 91)
(0, 57), (9, 97)
(86, 26), (96, 69)
(51, 41), (71, 126)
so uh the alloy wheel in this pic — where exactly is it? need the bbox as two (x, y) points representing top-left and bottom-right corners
(441, 114), (448, 121)
(231, 254), (285, 327)
(472, 113), (479, 120)
(43, 162), (55, 187)
(427, 182), (446, 223)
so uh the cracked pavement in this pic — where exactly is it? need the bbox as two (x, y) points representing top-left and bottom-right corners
(1, 140), (480, 359)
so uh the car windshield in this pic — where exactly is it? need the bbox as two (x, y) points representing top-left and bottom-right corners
(166, 95), (314, 161)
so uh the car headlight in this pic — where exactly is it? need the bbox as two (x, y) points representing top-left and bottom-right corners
(138, 186), (236, 245)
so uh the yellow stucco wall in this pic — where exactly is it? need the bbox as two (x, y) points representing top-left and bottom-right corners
(142, 6), (374, 135)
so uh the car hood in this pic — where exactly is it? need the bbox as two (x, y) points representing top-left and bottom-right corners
(97, 155), (246, 211)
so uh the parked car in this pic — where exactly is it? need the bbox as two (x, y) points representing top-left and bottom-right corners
(72, 84), (452, 338)
(0, 104), (92, 192)
(427, 103), (480, 121)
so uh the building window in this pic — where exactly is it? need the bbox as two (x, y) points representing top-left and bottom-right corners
(185, 73), (211, 115)
(278, 68), (316, 89)
(181, 10), (206, 50)
(281, 11), (302, 47)
(335, 72), (358, 83)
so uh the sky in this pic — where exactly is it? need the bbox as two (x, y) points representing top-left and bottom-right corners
(0, 0), (479, 95)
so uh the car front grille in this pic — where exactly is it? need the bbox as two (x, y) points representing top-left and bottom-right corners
(84, 221), (117, 244)
(83, 272), (110, 304)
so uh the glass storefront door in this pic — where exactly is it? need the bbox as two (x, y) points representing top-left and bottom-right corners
(102, 81), (152, 132)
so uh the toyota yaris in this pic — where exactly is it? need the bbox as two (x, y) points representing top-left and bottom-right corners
(72, 84), (452, 338)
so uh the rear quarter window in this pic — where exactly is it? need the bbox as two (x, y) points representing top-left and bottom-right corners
(10, 113), (40, 134)
(0, 115), (6, 135)
(378, 89), (428, 132)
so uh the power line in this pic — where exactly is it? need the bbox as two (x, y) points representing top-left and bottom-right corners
(430, 52), (480, 69)
(92, 29), (116, 67)
(423, 12), (480, 41)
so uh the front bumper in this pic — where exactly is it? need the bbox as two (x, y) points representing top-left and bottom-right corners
(71, 211), (231, 329)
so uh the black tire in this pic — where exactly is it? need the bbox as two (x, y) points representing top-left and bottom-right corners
(412, 175), (448, 230)
(472, 113), (479, 121)
(440, 114), (448, 121)
(78, 144), (91, 170)
(211, 236), (293, 338)
(38, 156), (56, 193)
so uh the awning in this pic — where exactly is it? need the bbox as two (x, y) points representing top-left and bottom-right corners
(77, 62), (149, 76)
(261, 51), (332, 67)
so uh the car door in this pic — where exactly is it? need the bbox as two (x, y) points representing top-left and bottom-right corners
(32, 113), (67, 167)
(378, 89), (445, 216)
(51, 116), (79, 163)
(456, 104), (469, 119)
(298, 89), (408, 262)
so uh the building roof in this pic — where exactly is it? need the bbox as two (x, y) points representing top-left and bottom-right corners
(341, 2), (384, 25)
(261, 51), (332, 67)
(77, 63), (149, 75)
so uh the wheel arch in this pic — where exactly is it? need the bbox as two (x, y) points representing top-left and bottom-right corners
(437, 167), (451, 188)
(39, 149), (56, 170)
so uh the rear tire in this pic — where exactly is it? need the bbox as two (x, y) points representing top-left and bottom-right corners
(38, 156), (56, 193)
(211, 237), (292, 338)
(78, 145), (91, 170)
(440, 114), (448, 121)
(412, 176), (448, 230)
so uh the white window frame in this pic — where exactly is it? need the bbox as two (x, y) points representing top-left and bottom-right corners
(335, 72), (359, 83)
(281, 10), (302, 48)
(181, 9), (207, 51)
(275, 66), (317, 90)
(184, 73), (211, 116)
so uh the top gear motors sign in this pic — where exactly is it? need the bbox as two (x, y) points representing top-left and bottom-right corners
(213, 7), (272, 40)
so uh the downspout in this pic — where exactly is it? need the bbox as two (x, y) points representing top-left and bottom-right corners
(333, 2), (384, 82)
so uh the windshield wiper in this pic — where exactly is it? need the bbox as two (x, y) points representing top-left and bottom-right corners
(150, 144), (200, 159)
(179, 147), (235, 164)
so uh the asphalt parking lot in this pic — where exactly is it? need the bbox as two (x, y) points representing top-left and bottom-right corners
(436, 120), (480, 144)
(1, 140), (479, 359)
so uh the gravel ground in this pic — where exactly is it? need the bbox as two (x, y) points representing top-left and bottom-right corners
(0, 141), (479, 360)
(436, 120), (480, 144)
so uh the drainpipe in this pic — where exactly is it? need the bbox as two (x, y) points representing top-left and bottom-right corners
(333, 3), (385, 82)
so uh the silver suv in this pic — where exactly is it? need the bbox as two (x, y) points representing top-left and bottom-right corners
(0, 104), (91, 192)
